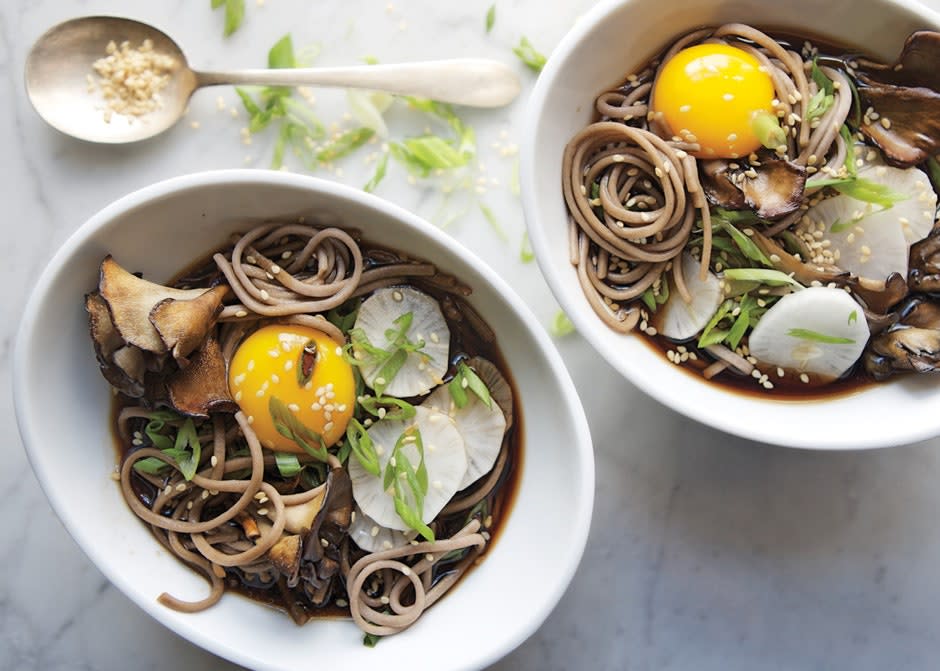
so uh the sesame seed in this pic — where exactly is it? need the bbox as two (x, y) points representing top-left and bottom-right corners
(235, 390), (243, 402)
(284, 360), (293, 371)
(235, 310), (248, 318)
(260, 289), (270, 301)
(247, 360), (255, 371)
(175, 482), (187, 492)
(800, 373), (810, 384)
(371, 526), (380, 537)
(258, 508), (269, 516)
(288, 403), (300, 412)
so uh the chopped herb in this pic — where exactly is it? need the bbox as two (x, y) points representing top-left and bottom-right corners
(448, 361), (492, 409)
(848, 310), (858, 325)
(786, 328), (855, 344)
(348, 312), (427, 395)
(383, 427), (434, 541)
(269, 396), (329, 461)
(845, 75), (862, 128)
(391, 136), (470, 177)
(811, 58), (834, 96)
(357, 394), (416, 421)
(841, 124), (858, 178)
(714, 219), (773, 267)
(520, 231), (535, 263)
(479, 203), (509, 241)
(829, 218), (855, 233)
(806, 87), (835, 121)
(363, 152), (389, 193)
(751, 110), (788, 150)
(268, 34), (296, 69)
(722, 268), (801, 286)
(363, 632), (382, 647)
(274, 452), (303, 477)
(835, 179), (907, 208)
(726, 308), (751, 350)
(513, 36), (547, 72)
(211, 0), (245, 37)
(551, 311), (575, 337)
(346, 418), (380, 476)
(485, 5), (496, 33)
(317, 127), (375, 163)
(134, 417), (202, 480)
(640, 287), (658, 313)
(697, 299), (734, 348)
(325, 298), (361, 333)
(362, 55), (380, 65)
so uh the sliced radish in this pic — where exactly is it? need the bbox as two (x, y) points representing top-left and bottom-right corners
(652, 252), (723, 341)
(804, 156), (937, 282)
(805, 193), (909, 281)
(348, 405), (467, 532)
(423, 370), (507, 489)
(348, 506), (417, 553)
(747, 286), (870, 380)
(352, 287), (450, 397)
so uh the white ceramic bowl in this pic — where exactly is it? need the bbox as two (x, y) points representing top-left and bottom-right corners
(522, 0), (940, 450)
(13, 171), (593, 670)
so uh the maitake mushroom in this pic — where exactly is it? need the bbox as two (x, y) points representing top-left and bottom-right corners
(86, 256), (232, 413)
(700, 157), (807, 220)
(855, 31), (940, 166)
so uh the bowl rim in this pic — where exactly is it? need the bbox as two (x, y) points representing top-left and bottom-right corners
(13, 169), (595, 670)
(521, 0), (940, 450)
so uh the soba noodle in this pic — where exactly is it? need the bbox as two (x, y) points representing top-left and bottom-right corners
(96, 221), (518, 639)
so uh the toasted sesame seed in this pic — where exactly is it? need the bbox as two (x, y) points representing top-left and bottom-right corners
(235, 310), (248, 318)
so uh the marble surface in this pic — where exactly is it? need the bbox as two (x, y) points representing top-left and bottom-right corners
(6, 1), (940, 669)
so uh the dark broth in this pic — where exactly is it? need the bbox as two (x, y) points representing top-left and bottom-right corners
(602, 27), (928, 399)
(111, 235), (524, 623)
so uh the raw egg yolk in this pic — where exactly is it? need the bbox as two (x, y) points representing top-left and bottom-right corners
(228, 325), (355, 453)
(652, 43), (775, 159)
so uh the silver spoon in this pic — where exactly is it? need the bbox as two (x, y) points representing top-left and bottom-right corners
(25, 16), (522, 144)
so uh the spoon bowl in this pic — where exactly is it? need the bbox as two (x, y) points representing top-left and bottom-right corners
(25, 15), (521, 144)
(25, 16), (196, 143)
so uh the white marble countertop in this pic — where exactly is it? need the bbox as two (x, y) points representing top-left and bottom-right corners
(6, 1), (940, 669)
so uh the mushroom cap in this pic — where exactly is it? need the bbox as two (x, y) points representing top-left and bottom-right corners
(165, 336), (237, 417)
(98, 256), (227, 360)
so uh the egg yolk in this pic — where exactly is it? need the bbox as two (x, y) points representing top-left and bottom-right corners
(652, 43), (775, 159)
(228, 325), (355, 453)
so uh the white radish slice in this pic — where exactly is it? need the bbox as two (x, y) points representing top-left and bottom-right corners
(804, 193), (909, 282)
(652, 252), (723, 341)
(348, 405), (467, 532)
(352, 287), (450, 397)
(348, 506), (417, 553)
(747, 286), (870, 380)
(424, 380), (506, 489)
(856, 153), (936, 244)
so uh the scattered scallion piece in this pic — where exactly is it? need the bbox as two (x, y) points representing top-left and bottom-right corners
(551, 311), (575, 337)
(714, 220), (773, 267)
(485, 5), (496, 33)
(211, 0), (245, 37)
(363, 632), (382, 648)
(274, 452), (303, 477)
(479, 203), (509, 241)
(751, 110), (788, 150)
(520, 231), (534, 263)
(513, 36), (547, 72)
(722, 268), (802, 286)
(786, 328), (856, 344)
(383, 427), (434, 541)
(364, 152), (389, 193)
(317, 127), (374, 163)
(269, 396), (329, 462)
(448, 361), (493, 409)
(346, 418), (380, 477)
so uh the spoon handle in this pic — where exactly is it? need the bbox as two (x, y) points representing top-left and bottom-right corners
(195, 59), (521, 108)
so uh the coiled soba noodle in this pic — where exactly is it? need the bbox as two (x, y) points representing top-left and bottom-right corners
(563, 24), (855, 330)
(115, 222), (515, 633)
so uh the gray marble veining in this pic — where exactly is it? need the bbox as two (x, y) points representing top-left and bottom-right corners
(4, 1), (940, 670)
